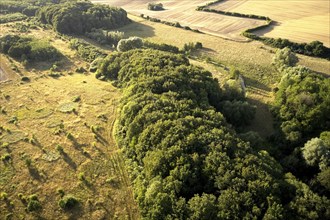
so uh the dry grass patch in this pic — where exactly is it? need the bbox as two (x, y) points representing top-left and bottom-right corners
(0, 73), (138, 219)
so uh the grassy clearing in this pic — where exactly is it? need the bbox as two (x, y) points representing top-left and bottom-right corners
(0, 73), (138, 219)
(211, 0), (330, 47)
(0, 21), (138, 219)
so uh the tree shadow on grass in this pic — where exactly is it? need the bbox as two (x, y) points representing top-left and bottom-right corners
(25, 54), (74, 72)
(28, 166), (44, 181)
(244, 76), (271, 92)
(118, 20), (156, 38)
(61, 152), (77, 170)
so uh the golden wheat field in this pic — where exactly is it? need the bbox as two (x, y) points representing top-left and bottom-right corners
(92, 0), (265, 41)
(210, 0), (330, 47)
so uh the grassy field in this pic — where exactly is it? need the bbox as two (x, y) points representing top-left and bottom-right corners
(0, 22), (138, 219)
(92, 0), (265, 41)
(210, 0), (330, 47)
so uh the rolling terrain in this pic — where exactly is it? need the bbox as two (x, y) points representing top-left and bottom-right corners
(93, 0), (330, 47)
(92, 0), (265, 41)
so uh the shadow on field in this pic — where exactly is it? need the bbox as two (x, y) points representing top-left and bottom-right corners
(253, 21), (280, 36)
(25, 55), (74, 72)
(244, 76), (271, 92)
(62, 151), (77, 170)
(119, 21), (155, 38)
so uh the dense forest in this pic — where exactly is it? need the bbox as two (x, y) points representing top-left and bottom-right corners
(37, 1), (130, 34)
(0, 0), (329, 219)
(96, 49), (330, 219)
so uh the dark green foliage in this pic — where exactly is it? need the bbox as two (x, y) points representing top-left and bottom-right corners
(37, 1), (130, 34)
(117, 37), (143, 52)
(58, 195), (79, 210)
(198, 7), (270, 21)
(0, 34), (61, 63)
(243, 29), (330, 59)
(148, 3), (164, 11)
(218, 100), (256, 127)
(273, 65), (330, 148)
(27, 194), (42, 212)
(97, 49), (329, 219)
(143, 40), (179, 53)
(182, 42), (203, 53)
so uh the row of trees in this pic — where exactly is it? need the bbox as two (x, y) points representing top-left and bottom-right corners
(96, 49), (329, 219)
(0, 0), (72, 16)
(36, 1), (130, 34)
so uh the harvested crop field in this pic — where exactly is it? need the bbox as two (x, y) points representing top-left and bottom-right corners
(210, 0), (330, 47)
(92, 0), (265, 41)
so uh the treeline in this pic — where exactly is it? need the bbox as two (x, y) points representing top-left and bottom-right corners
(0, 34), (61, 63)
(116, 36), (202, 55)
(96, 49), (329, 219)
(271, 48), (330, 199)
(243, 30), (330, 59)
(0, 0), (71, 16)
(197, 7), (271, 21)
(37, 1), (130, 34)
(140, 14), (202, 33)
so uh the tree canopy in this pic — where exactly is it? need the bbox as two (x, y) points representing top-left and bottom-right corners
(96, 49), (329, 219)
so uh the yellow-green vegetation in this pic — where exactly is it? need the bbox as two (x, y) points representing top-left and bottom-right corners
(0, 0), (329, 219)
(0, 72), (138, 219)
(0, 9), (138, 218)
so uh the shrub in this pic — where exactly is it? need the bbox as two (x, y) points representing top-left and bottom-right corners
(147, 3), (164, 11)
(1, 153), (11, 162)
(58, 195), (79, 210)
(117, 37), (143, 52)
(27, 194), (42, 212)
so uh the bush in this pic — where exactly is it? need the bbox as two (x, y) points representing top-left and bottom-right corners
(147, 3), (164, 11)
(117, 37), (143, 52)
(58, 195), (79, 210)
(143, 40), (179, 53)
(27, 194), (42, 212)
